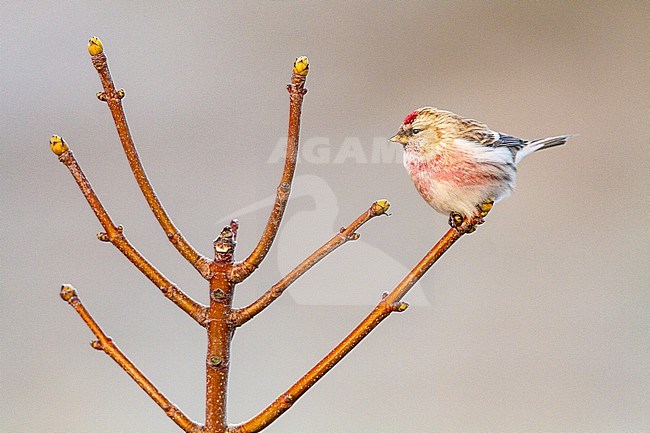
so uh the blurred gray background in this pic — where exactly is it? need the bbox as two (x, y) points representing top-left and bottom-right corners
(1, 1), (648, 432)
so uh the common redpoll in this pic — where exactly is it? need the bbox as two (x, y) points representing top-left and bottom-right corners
(390, 107), (571, 229)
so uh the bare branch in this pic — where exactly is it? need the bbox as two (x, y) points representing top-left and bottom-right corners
(229, 57), (310, 283)
(60, 284), (201, 433)
(88, 44), (211, 279)
(50, 138), (206, 325)
(230, 200), (391, 327)
(230, 216), (481, 433)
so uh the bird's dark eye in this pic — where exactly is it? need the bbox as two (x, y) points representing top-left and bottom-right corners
(412, 128), (422, 135)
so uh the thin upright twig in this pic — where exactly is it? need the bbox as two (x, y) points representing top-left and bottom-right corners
(230, 199), (391, 327)
(60, 284), (201, 433)
(88, 37), (212, 279)
(230, 216), (481, 433)
(50, 137), (206, 325)
(229, 58), (309, 284)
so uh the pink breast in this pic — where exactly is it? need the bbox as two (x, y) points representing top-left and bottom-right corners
(408, 155), (494, 187)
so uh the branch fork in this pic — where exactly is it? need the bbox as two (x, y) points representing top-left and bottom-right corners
(53, 37), (480, 433)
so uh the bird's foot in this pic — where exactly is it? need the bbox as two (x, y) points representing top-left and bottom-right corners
(448, 199), (494, 234)
(469, 198), (495, 229)
(479, 198), (495, 218)
(448, 212), (465, 230)
(449, 211), (478, 233)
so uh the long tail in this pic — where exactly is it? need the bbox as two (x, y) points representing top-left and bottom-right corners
(515, 134), (573, 165)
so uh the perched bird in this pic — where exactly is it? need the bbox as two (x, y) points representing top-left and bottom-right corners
(390, 107), (571, 229)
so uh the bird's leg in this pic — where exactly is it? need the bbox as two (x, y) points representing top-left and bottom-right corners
(448, 211), (464, 229)
(468, 198), (495, 232)
(449, 211), (477, 233)
(479, 198), (494, 219)
(448, 198), (495, 234)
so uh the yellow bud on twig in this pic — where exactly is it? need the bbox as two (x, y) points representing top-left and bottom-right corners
(60, 284), (77, 302)
(373, 199), (391, 215)
(396, 302), (409, 312)
(293, 56), (309, 76)
(50, 135), (69, 156)
(88, 36), (103, 55)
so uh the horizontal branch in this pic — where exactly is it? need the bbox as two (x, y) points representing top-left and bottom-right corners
(88, 39), (211, 279)
(50, 137), (206, 325)
(229, 57), (310, 283)
(230, 216), (481, 433)
(60, 284), (201, 433)
(230, 200), (391, 327)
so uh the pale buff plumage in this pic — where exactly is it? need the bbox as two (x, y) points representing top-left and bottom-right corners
(390, 107), (571, 223)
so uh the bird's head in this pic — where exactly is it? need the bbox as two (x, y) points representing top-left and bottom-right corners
(389, 107), (445, 154)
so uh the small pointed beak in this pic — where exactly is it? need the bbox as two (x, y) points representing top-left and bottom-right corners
(389, 132), (408, 145)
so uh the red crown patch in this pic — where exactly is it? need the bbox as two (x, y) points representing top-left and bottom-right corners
(403, 111), (418, 125)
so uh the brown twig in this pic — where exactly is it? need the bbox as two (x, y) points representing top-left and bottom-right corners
(60, 284), (201, 433)
(203, 223), (238, 433)
(230, 199), (391, 327)
(50, 138), (206, 325)
(229, 57), (309, 283)
(230, 215), (481, 433)
(88, 39), (211, 279)
(202, 58), (310, 433)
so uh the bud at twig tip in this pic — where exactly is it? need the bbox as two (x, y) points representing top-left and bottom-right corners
(60, 284), (77, 301)
(293, 56), (309, 76)
(373, 199), (391, 215)
(88, 36), (103, 55)
(50, 135), (68, 156)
